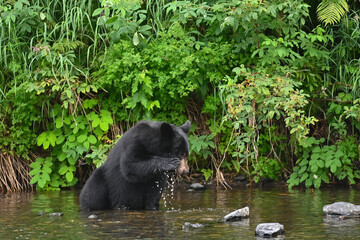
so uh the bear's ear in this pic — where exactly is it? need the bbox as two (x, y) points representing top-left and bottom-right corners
(160, 122), (174, 138)
(179, 120), (191, 134)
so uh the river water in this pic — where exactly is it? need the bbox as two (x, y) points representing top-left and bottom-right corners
(0, 184), (359, 239)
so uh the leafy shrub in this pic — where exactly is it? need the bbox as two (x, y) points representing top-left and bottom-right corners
(94, 22), (235, 123)
(287, 137), (360, 189)
(221, 66), (317, 179)
(29, 101), (113, 190)
(252, 157), (283, 183)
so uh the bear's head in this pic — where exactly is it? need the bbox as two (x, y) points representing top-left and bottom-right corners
(160, 120), (191, 174)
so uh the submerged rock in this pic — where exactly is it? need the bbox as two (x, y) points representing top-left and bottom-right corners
(190, 183), (205, 190)
(323, 202), (360, 216)
(182, 222), (205, 230)
(234, 175), (247, 182)
(223, 206), (249, 222)
(255, 223), (285, 238)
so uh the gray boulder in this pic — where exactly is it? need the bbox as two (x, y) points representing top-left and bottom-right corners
(190, 183), (205, 190)
(323, 202), (360, 216)
(223, 206), (249, 222)
(255, 223), (285, 238)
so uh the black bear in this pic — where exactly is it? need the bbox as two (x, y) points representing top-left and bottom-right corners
(80, 120), (191, 211)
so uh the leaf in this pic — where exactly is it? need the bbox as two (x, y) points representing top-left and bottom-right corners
(38, 177), (47, 188)
(313, 177), (322, 188)
(37, 132), (47, 146)
(133, 32), (140, 46)
(48, 132), (57, 147)
(42, 166), (52, 174)
(299, 159), (309, 166)
(43, 141), (50, 150)
(30, 160), (42, 169)
(40, 12), (46, 20)
(100, 122), (109, 131)
(55, 117), (63, 128)
(83, 141), (90, 150)
(65, 156), (75, 165)
(311, 164), (318, 173)
(305, 178), (313, 187)
(59, 165), (68, 175)
(66, 171), (74, 182)
(300, 172), (309, 183)
(92, 8), (103, 17)
(335, 158), (342, 167)
(68, 135), (76, 142)
(92, 117), (101, 128)
(30, 174), (40, 184)
(77, 135), (87, 143)
(29, 168), (40, 176)
(58, 152), (67, 161)
(101, 114), (113, 124)
(55, 134), (65, 144)
(73, 127), (79, 134)
(64, 116), (71, 125)
(317, 160), (324, 168)
(317, 0), (349, 26)
(298, 165), (307, 175)
(88, 135), (97, 144)
(330, 163), (337, 173)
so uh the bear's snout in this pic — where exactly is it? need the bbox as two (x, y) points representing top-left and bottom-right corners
(177, 157), (189, 174)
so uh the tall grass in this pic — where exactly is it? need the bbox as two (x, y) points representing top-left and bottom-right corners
(325, 11), (360, 98)
(0, 0), (108, 192)
(0, 0), (107, 84)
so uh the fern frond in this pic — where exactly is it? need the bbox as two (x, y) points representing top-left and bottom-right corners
(317, 0), (349, 26)
(52, 40), (85, 53)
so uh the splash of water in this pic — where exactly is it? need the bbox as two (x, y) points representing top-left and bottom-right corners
(162, 172), (176, 210)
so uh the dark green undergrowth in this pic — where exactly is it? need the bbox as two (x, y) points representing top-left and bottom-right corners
(1, 0), (360, 191)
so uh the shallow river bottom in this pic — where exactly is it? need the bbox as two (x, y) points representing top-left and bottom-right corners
(1, 184), (359, 239)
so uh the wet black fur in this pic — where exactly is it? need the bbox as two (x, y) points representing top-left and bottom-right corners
(79, 120), (191, 211)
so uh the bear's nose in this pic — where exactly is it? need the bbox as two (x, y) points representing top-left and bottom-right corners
(177, 157), (189, 175)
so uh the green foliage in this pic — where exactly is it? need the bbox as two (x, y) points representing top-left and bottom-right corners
(189, 134), (215, 161)
(201, 169), (213, 181)
(221, 66), (318, 181)
(317, 0), (349, 26)
(30, 100), (114, 190)
(324, 11), (360, 99)
(93, 0), (152, 44)
(287, 137), (360, 189)
(29, 157), (53, 189)
(2, 0), (360, 191)
(252, 157), (282, 183)
(223, 66), (317, 143)
(94, 22), (235, 123)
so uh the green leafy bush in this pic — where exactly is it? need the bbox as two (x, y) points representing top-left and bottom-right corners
(221, 66), (317, 180)
(29, 101), (113, 190)
(287, 137), (360, 189)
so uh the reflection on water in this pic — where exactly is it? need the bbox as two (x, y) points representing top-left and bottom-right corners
(0, 185), (359, 239)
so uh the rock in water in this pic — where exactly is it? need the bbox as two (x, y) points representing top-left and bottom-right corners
(323, 202), (360, 216)
(255, 223), (285, 238)
(234, 175), (246, 182)
(182, 222), (205, 230)
(190, 183), (205, 190)
(223, 206), (249, 222)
